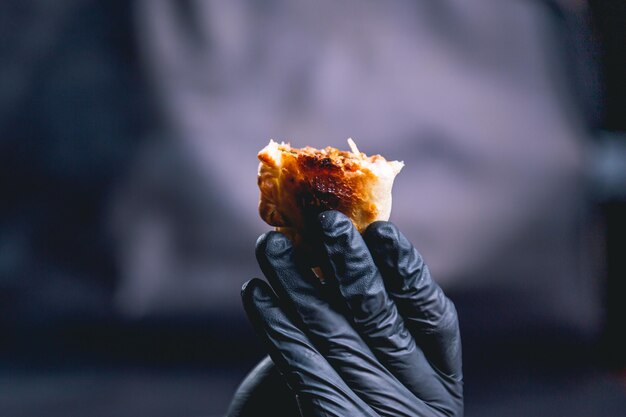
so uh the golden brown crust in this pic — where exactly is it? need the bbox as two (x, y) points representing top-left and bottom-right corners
(257, 139), (402, 251)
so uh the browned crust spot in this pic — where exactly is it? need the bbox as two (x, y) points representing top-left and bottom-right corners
(258, 142), (381, 236)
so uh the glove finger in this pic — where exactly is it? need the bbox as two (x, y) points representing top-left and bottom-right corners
(363, 221), (463, 383)
(241, 278), (378, 417)
(257, 231), (433, 417)
(317, 211), (452, 406)
(225, 356), (300, 417)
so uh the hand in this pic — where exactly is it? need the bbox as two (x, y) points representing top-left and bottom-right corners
(225, 355), (300, 417)
(230, 210), (463, 416)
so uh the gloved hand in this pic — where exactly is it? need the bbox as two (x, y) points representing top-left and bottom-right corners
(229, 210), (463, 417)
(225, 355), (301, 417)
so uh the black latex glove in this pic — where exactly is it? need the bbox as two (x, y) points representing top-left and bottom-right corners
(229, 210), (463, 417)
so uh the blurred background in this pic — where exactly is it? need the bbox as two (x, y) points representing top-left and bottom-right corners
(1, 1), (625, 416)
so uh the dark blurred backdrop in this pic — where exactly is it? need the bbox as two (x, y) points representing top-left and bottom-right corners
(0, 1), (625, 416)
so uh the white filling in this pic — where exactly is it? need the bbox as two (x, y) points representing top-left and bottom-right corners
(258, 139), (284, 174)
(346, 139), (403, 221)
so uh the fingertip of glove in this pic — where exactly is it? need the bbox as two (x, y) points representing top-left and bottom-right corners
(255, 231), (291, 260)
(364, 220), (397, 240)
(241, 278), (257, 300)
(318, 210), (353, 238)
(318, 210), (340, 229)
(241, 278), (272, 306)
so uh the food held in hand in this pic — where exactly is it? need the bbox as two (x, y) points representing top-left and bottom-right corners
(257, 138), (403, 249)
